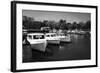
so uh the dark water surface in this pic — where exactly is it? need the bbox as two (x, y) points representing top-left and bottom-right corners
(23, 34), (91, 63)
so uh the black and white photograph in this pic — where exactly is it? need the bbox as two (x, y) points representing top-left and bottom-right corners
(22, 10), (91, 63)
(11, 1), (97, 72)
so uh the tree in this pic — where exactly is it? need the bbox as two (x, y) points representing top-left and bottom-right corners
(85, 20), (91, 30)
(81, 20), (91, 31)
(71, 22), (77, 30)
(66, 23), (72, 30)
(59, 19), (67, 30)
(23, 16), (35, 29)
(42, 20), (49, 27)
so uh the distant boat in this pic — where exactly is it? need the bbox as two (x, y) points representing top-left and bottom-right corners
(26, 33), (47, 52)
(58, 33), (71, 42)
(41, 27), (50, 31)
(45, 33), (60, 44)
(41, 27), (50, 33)
(78, 31), (86, 35)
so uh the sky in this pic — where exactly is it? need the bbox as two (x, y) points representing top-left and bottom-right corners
(23, 10), (91, 23)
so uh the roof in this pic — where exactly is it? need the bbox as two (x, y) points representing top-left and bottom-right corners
(27, 33), (44, 35)
(46, 33), (57, 35)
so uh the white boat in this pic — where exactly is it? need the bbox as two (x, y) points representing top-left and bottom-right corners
(45, 33), (60, 44)
(58, 33), (71, 42)
(78, 30), (86, 35)
(26, 33), (47, 52)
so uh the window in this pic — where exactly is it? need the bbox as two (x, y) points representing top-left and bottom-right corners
(33, 35), (44, 39)
(28, 35), (32, 39)
(46, 35), (50, 37)
(40, 35), (44, 39)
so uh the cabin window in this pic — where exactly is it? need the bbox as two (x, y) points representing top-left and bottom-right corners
(28, 35), (32, 39)
(53, 34), (56, 37)
(33, 35), (44, 39)
(40, 35), (44, 39)
(33, 35), (38, 39)
(46, 35), (50, 37)
(51, 35), (54, 37)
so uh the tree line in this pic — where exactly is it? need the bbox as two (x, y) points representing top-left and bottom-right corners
(23, 16), (91, 31)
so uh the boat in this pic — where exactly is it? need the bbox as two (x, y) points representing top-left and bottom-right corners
(26, 33), (47, 52)
(41, 27), (50, 33)
(45, 33), (60, 44)
(58, 33), (71, 42)
(78, 30), (86, 35)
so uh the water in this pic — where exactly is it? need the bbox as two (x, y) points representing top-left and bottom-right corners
(23, 34), (91, 63)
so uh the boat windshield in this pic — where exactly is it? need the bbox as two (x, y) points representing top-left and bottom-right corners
(46, 35), (50, 37)
(33, 35), (44, 39)
(51, 34), (56, 37)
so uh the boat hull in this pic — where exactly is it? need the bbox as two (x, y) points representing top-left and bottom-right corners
(30, 42), (47, 52)
(60, 37), (71, 42)
(47, 40), (60, 44)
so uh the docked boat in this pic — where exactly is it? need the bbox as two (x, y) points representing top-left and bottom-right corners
(26, 33), (47, 52)
(45, 33), (60, 44)
(58, 33), (71, 42)
(78, 30), (86, 35)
